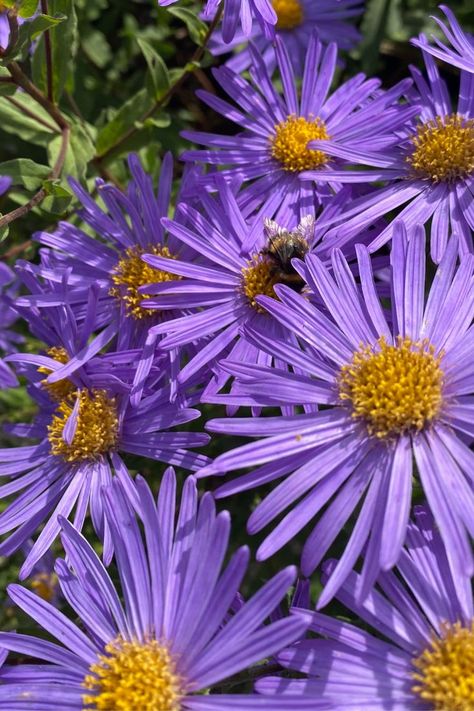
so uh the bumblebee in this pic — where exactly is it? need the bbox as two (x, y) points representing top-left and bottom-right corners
(261, 218), (312, 291)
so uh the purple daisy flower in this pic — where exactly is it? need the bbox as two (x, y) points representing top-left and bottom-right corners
(21, 154), (195, 349)
(258, 505), (474, 711)
(199, 223), (474, 605)
(0, 470), (318, 710)
(316, 43), (474, 263)
(210, 0), (363, 76)
(0, 300), (210, 579)
(17, 154), (202, 399)
(182, 33), (416, 223)
(159, 0), (277, 43)
(411, 5), (474, 75)
(141, 178), (369, 397)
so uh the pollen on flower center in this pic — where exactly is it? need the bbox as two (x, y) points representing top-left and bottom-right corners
(408, 113), (474, 182)
(412, 620), (474, 710)
(338, 336), (444, 439)
(82, 637), (182, 711)
(272, 0), (303, 30)
(48, 389), (118, 462)
(110, 244), (180, 320)
(240, 254), (280, 312)
(271, 115), (330, 172)
(38, 346), (75, 401)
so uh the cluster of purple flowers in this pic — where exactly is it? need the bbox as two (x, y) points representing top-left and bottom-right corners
(1, 2), (474, 709)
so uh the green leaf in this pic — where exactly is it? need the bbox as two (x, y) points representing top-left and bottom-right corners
(0, 159), (50, 190)
(358, 0), (392, 74)
(1, 13), (66, 61)
(0, 218), (9, 243)
(17, 0), (39, 18)
(167, 7), (207, 44)
(31, 0), (78, 102)
(0, 92), (58, 145)
(95, 87), (154, 157)
(0, 68), (16, 96)
(41, 179), (73, 214)
(80, 29), (111, 69)
(139, 114), (171, 130)
(136, 38), (170, 100)
(47, 116), (95, 180)
(0, 0), (39, 17)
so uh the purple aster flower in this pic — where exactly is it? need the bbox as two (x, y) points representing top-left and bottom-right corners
(316, 43), (474, 263)
(17, 154), (202, 399)
(411, 5), (474, 74)
(182, 33), (416, 223)
(0, 470), (318, 710)
(159, 0), (277, 43)
(199, 223), (474, 605)
(210, 0), (363, 76)
(0, 298), (210, 579)
(141, 178), (364, 396)
(21, 154), (194, 345)
(258, 505), (474, 711)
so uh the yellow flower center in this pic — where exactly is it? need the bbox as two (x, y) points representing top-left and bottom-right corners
(83, 638), (182, 711)
(30, 572), (58, 603)
(271, 116), (330, 172)
(110, 245), (180, 320)
(412, 621), (474, 710)
(241, 255), (280, 312)
(408, 114), (474, 182)
(47, 389), (118, 462)
(272, 0), (303, 30)
(338, 336), (444, 439)
(38, 347), (75, 401)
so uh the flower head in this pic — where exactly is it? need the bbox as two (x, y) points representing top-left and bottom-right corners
(0, 470), (313, 709)
(210, 0), (363, 76)
(200, 223), (474, 604)
(182, 34), (415, 224)
(140, 178), (352, 397)
(0, 300), (210, 578)
(258, 505), (474, 710)
(19, 154), (193, 353)
(317, 43), (474, 262)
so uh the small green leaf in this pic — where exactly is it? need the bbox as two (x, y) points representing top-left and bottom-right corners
(17, 0), (39, 18)
(41, 179), (73, 214)
(0, 92), (58, 145)
(0, 159), (50, 191)
(0, 0), (39, 17)
(0, 67), (16, 96)
(137, 38), (170, 100)
(96, 87), (154, 157)
(31, 0), (78, 102)
(359, 0), (392, 74)
(139, 114), (171, 130)
(0, 219), (9, 243)
(47, 116), (95, 181)
(167, 7), (208, 44)
(1, 13), (66, 61)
